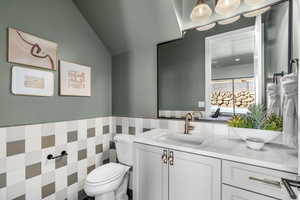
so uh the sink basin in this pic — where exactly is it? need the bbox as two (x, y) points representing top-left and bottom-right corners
(158, 134), (205, 145)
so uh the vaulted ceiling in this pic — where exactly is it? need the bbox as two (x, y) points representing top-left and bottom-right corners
(73, 0), (182, 55)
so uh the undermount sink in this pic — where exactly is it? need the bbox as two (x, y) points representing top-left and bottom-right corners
(158, 133), (205, 145)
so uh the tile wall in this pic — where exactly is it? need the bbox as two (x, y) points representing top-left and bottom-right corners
(0, 116), (231, 200)
(0, 117), (113, 200)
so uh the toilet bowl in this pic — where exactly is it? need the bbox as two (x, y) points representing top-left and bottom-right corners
(84, 135), (135, 200)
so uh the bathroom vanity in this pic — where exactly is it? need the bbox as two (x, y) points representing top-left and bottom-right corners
(133, 129), (298, 200)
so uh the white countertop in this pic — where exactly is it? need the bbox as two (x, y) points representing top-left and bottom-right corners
(134, 129), (298, 174)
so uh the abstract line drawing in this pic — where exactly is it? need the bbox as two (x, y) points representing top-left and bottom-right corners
(8, 28), (58, 70)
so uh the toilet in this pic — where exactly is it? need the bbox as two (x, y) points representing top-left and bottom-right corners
(84, 135), (135, 200)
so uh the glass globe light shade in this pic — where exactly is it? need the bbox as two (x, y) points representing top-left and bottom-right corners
(190, 3), (213, 23)
(244, 0), (265, 6)
(215, 0), (241, 16)
(243, 6), (271, 17)
(196, 23), (216, 31)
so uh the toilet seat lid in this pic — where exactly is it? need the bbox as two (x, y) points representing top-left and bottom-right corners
(86, 163), (128, 184)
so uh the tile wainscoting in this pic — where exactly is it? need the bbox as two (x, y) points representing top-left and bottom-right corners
(0, 116), (231, 200)
(0, 117), (113, 200)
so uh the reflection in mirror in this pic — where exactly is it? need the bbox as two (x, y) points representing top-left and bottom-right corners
(157, 0), (292, 122)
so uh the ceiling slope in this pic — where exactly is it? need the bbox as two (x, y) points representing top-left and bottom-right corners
(74, 0), (182, 55)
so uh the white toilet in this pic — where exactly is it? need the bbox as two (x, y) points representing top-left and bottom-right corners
(84, 135), (135, 200)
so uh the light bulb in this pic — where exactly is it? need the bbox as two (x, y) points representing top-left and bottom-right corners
(218, 15), (240, 25)
(215, 0), (241, 16)
(196, 23), (216, 31)
(243, 6), (271, 17)
(190, 3), (213, 23)
(244, 0), (265, 6)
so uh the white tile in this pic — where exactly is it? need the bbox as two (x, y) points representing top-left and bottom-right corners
(0, 158), (6, 173)
(25, 150), (42, 166)
(0, 128), (7, 159)
(42, 171), (55, 186)
(6, 181), (25, 200)
(67, 183), (78, 200)
(7, 154), (25, 172)
(78, 160), (87, 182)
(41, 123), (55, 136)
(25, 124), (41, 140)
(0, 188), (6, 200)
(55, 122), (67, 146)
(41, 147), (55, 173)
(25, 136), (41, 153)
(95, 117), (103, 136)
(78, 120), (87, 140)
(135, 118), (143, 135)
(121, 118), (129, 134)
(67, 142), (78, 164)
(7, 168), (25, 186)
(6, 126), (25, 142)
(67, 120), (78, 132)
(87, 138), (96, 157)
(26, 175), (41, 200)
(43, 194), (56, 200)
(55, 167), (67, 192)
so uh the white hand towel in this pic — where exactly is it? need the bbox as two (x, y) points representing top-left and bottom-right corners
(281, 73), (298, 148)
(266, 83), (280, 116)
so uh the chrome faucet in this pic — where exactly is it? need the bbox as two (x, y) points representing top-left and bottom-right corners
(184, 112), (194, 134)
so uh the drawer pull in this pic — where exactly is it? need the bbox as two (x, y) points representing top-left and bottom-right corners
(249, 176), (281, 188)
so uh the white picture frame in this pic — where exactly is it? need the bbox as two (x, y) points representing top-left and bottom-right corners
(60, 60), (91, 96)
(12, 66), (54, 96)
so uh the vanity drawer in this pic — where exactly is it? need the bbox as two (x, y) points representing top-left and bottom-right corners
(222, 160), (296, 199)
(223, 184), (276, 200)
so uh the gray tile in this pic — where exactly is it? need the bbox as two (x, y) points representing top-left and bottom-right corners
(55, 156), (67, 169)
(42, 135), (55, 149)
(116, 125), (122, 134)
(78, 149), (87, 161)
(26, 162), (41, 179)
(95, 144), (103, 154)
(67, 131), (78, 143)
(103, 158), (110, 164)
(143, 128), (152, 132)
(87, 128), (96, 138)
(129, 127), (136, 135)
(103, 125), (110, 134)
(87, 165), (96, 174)
(110, 141), (116, 149)
(67, 173), (78, 186)
(7, 140), (25, 156)
(42, 182), (55, 199)
(13, 194), (25, 200)
(0, 173), (6, 188)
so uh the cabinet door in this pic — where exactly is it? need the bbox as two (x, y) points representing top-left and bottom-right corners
(169, 150), (221, 200)
(133, 143), (168, 200)
(223, 184), (276, 200)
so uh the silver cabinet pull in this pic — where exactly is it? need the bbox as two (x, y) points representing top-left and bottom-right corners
(249, 176), (281, 188)
(168, 151), (174, 166)
(161, 150), (168, 164)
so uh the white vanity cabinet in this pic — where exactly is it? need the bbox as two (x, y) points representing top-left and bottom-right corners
(222, 184), (277, 200)
(133, 143), (221, 200)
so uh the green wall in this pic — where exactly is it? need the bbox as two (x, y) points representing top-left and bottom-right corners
(112, 45), (157, 118)
(0, 0), (112, 127)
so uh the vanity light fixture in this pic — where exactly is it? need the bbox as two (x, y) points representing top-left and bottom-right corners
(244, 0), (265, 6)
(215, 0), (241, 16)
(243, 6), (271, 17)
(190, 0), (213, 23)
(218, 15), (240, 25)
(196, 23), (216, 31)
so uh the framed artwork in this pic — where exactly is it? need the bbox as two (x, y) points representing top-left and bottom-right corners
(60, 60), (91, 96)
(12, 66), (54, 96)
(8, 28), (58, 70)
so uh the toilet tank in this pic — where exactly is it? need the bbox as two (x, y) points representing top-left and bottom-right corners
(114, 134), (135, 166)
